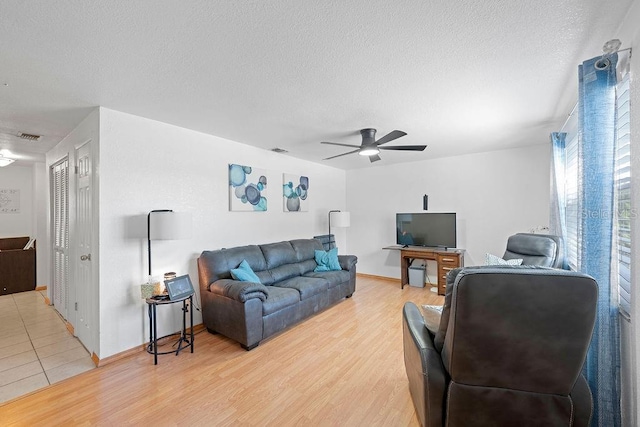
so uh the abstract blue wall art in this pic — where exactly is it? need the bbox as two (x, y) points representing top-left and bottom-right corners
(283, 173), (309, 212)
(229, 164), (268, 211)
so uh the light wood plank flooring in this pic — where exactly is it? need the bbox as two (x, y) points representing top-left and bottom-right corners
(0, 276), (443, 426)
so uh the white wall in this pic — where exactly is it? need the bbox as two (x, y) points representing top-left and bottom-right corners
(346, 144), (550, 280)
(97, 107), (347, 358)
(0, 163), (48, 287)
(45, 108), (101, 356)
(615, 0), (640, 424)
(0, 165), (34, 238)
(32, 163), (49, 287)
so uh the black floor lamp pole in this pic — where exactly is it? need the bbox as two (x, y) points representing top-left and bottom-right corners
(328, 210), (341, 247)
(148, 209), (172, 276)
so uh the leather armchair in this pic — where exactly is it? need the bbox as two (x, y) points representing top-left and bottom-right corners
(503, 233), (564, 268)
(403, 267), (597, 426)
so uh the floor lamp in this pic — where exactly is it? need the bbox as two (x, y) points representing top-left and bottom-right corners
(147, 209), (192, 277)
(328, 210), (350, 249)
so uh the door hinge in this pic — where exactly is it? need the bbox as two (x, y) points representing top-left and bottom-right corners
(75, 302), (78, 311)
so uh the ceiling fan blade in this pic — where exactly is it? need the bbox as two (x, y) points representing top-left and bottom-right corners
(375, 130), (407, 146)
(321, 141), (362, 149)
(323, 149), (361, 160)
(369, 154), (381, 163)
(378, 145), (427, 151)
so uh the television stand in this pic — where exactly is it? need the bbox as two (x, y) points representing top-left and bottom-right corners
(383, 245), (464, 295)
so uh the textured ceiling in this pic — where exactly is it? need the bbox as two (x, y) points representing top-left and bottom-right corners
(0, 0), (634, 169)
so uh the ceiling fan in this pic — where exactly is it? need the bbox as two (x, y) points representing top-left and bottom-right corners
(321, 128), (426, 163)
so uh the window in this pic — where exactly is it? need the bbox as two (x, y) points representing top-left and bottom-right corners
(615, 73), (631, 317)
(559, 72), (631, 317)
(564, 126), (580, 271)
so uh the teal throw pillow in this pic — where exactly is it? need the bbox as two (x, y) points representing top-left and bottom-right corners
(314, 248), (342, 272)
(230, 259), (261, 283)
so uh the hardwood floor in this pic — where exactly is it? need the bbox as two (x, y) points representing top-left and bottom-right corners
(0, 276), (443, 426)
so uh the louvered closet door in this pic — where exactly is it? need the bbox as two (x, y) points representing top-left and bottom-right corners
(51, 158), (69, 320)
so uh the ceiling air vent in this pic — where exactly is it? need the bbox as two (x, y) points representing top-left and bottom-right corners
(18, 132), (41, 141)
(271, 148), (288, 153)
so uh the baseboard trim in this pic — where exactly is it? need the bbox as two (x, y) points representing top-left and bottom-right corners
(189, 323), (206, 335)
(95, 346), (141, 367)
(94, 323), (205, 367)
(65, 321), (74, 335)
(35, 285), (47, 291)
(43, 296), (51, 305)
(356, 273), (399, 283)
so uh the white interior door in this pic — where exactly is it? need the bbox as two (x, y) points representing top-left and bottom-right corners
(51, 158), (69, 320)
(75, 142), (93, 349)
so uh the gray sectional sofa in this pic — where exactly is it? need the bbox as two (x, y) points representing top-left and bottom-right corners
(197, 238), (358, 350)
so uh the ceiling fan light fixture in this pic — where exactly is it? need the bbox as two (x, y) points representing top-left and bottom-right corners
(358, 147), (380, 156)
(321, 128), (419, 162)
(0, 156), (15, 167)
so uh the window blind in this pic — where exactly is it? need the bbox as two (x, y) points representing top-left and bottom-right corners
(560, 72), (631, 318)
(564, 117), (580, 271)
(615, 73), (631, 317)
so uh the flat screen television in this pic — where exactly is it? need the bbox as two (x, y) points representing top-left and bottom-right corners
(396, 213), (457, 248)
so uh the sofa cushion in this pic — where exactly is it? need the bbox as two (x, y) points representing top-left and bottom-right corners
(261, 241), (298, 269)
(314, 248), (341, 271)
(304, 270), (350, 289)
(269, 263), (304, 283)
(299, 259), (317, 275)
(262, 286), (300, 315)
(255, 270), (275, 285)
(290, 238), (324, 262)
(276, 276), (329, 300)
(199, 245), (267, 284)
(210, 279), (269, 302)
(230, 260), (261, 283)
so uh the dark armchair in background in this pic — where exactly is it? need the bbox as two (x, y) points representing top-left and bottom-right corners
(402, 267), (597, 426)
(502, 233), (564, 268)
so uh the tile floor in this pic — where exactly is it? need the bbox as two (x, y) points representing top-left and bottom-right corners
(0, 290), (95, 404)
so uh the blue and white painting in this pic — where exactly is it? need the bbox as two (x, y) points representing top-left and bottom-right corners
(283, 173), (309, 212)
(229, 164), (267, 211)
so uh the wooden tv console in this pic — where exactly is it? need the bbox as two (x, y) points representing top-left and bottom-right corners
(384, 245), (464, 295)
(0, 236), (36, 295)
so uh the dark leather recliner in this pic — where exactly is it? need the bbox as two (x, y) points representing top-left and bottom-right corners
(403, 267), (597, 426)
(503, 233), (564, 268)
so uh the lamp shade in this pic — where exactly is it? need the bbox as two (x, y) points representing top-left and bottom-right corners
(331, 211), (351, 228)
(149, 211), (192, 240)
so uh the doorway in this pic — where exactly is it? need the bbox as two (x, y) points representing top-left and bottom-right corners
(49, 140), (95, 355)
